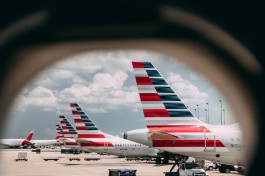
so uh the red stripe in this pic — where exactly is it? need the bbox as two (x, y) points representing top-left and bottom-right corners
(62, 126), (69, 129)
(63, 132), (71, 134)
(152, 140), (225, 147)
(26, 132), (34, 141)
(74, 119), (84, 123)
(78, 134), (105, 138)
(135, 77), (153, 85)
(80, 142), (113, 147)
(143, 109), (169, 117)
(139, 93), (161, 101)
(76, 126), (88, 130)
(70, 103), (76, 107)
(132, 62), (144, 68)
(72, 110), (79, 115)
(147, 125), (210, 133)
(22, 140), (30, 145)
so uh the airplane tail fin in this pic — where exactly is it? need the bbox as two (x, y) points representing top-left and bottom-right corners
(55, 124), (64, 140)
(26, 129), (34, 141)
(59, 116), (77, 138)
(132, 61), (203, 127)
(70, 103), (105, 138)
(22, 129), (34, 145)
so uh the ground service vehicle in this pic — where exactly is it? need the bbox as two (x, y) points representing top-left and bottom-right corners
(179, 163), (208, 176)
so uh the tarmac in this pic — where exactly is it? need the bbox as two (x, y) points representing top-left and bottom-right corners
(0, 149), (241, 176)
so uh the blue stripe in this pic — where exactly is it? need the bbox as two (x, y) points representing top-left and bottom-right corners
(164, 103), (187, 109)
(160, 95), (180, 101)
(80, 114), (90, 120)
(69, 130), (77, 134)
(155, 87), (174, 93)
(142, 62), (154, 68)
(146, 70), (161, 77)
(72, 103), (78, 107)
(84, 122), (96, 127)
(81, 119), (92, 122)
(151, 78), (167, 85)
(76, 107), (82, 111)
(168, 111), (194, 117)
(88, 127), (98, 130)
(78, 112), (85, 115)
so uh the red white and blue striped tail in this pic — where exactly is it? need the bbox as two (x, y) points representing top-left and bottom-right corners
(70, 103), (105, 139)
(132, 61), (203, 127)
(59, 116), (78, 139)
(55, 124), (64, 140)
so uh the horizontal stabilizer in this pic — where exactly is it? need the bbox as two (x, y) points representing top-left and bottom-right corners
(147, 131), (180, 141)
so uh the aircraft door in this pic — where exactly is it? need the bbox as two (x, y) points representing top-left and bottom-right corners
(204, 130), (216, 151)
(104, 141), (108, 152)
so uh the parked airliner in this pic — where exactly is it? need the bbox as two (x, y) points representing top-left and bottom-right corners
(0, 129), (34, 148)
(124, 61), (245, 174)
(70, 103), (159, 157)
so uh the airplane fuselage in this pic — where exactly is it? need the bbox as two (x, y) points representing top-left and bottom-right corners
(32, 139), (59, 146)
(77, 135), (159, 157)
(125, 123), (243, 166)
(0, 139), (28, 148)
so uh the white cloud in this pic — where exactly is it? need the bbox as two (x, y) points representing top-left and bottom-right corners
(12, 50), (211, 114)
(166, 72), (208, 107)
(57, 71), (139, 112)
(90, 71), (128, 90)
(54, 54), (103, 74)
(52, 69), (76, 79)
(24, 86), (58, 108)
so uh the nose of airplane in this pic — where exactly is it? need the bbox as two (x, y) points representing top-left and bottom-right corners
(124, 128), (152, 146)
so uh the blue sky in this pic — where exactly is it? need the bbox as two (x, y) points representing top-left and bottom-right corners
(3, 49), (235, 139)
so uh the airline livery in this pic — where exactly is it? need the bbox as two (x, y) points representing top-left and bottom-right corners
(55, 124), (65, 146)
(124, 61), (244, 174)
(0, 129), (34, 148)
(70, 103), (159, 157)
(58, 115), (81, 149)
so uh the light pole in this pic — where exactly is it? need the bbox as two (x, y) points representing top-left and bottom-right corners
(196, 104), (199, 119)
(205, 109), (207, 123)
(219, 100), (222, 125)
(223, 109), (225, 125)
(194, 108), (197, 117)
(206, 102), (209, 123)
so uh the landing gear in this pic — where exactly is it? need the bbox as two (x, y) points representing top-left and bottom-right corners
(169, 154), (189, 172)
(162, 151), (170, 164)
(155, 157), (161, 164)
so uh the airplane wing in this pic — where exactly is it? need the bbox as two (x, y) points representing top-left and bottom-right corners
(147, 131), (180, 141)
